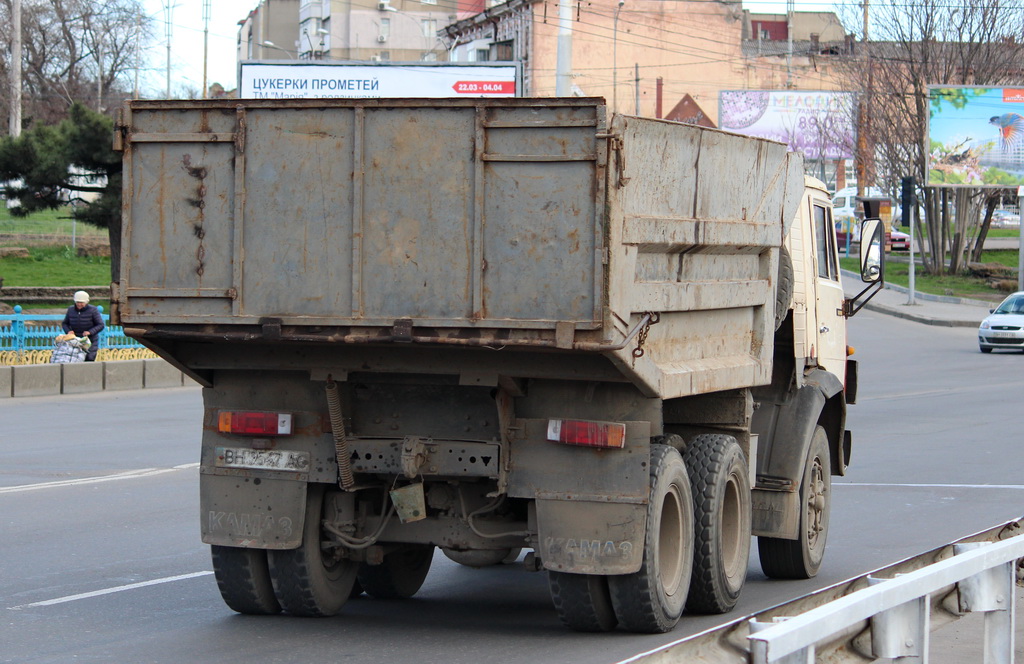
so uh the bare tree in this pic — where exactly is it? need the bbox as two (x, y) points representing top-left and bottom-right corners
(0, 0), (152, 129)
(835, 0), (1024, 275)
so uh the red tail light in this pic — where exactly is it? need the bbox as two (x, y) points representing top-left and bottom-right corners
(547, 419), (626, 449)
(218, 411), (293, 436)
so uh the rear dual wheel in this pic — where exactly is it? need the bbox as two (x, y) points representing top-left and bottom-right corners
(268, 485), (360, 616)
(211, 545), (281, 615)
(607, 444), (694, 633)
(548, 571), (618, 632)
(550, 445), (694, 633)
(682, 434), (751, 614)
(358, 544), (434, 599)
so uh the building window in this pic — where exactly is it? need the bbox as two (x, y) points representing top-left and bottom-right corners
(494, 40), (513, 60)
(421, 19), (437, 38)
(421, 0), (437, 4)
(379, 51), (391, 61)
(476, 48), (489, 61)
(380, 17), (390, 40)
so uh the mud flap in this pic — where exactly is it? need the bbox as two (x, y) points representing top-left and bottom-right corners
(200, 474), (307, 549)
(751, 488), (800, 540)
(536, 499), (647, 575)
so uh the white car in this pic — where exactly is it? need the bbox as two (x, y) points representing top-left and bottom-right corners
(978, 291), (1024, 353)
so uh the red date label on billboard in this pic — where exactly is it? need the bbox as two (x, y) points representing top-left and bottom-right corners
(452, 80), (515, 95)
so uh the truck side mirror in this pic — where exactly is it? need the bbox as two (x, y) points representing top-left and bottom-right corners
(859, 219), (884, 283)
(844, 218), (885, 317)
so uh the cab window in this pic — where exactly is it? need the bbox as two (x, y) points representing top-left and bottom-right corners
(814, 203), (838, 280)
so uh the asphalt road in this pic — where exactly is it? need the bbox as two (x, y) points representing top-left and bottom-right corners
(1, 310), (1021, 664)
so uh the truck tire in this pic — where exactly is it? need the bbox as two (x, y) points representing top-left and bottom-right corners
(758, 426), (831, 579)
(682, 434), (751, 614)
(268, 485), (359, 616)
(608, 444), (694, 633)
(775, 246), (794, 330)
(357, 544), (434, 599)
(548, 572), (618, 632)
(211, 545), (281, 615)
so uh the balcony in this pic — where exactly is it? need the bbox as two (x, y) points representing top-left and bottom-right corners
(300, 2), (323, 23)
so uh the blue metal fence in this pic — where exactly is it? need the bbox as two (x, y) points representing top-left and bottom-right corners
(0, 305), (146, 352)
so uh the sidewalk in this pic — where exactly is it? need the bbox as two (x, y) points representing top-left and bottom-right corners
(842, 270), (993, 328)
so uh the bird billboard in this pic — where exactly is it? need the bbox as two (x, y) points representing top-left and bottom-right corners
(928, 86), (1024, 187)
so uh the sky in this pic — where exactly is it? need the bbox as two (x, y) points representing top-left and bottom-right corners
(139, 0), (840, 96)
(140, 0), (255, 95)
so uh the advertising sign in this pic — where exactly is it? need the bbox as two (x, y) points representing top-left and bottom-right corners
(238, 62), (520, 100)
(718, 90), (856, 161)
(928, 86), (1024, 187)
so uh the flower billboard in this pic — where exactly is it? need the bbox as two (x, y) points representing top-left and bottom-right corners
(928, 86), (1024, 186)
(718, 90), (856, 161)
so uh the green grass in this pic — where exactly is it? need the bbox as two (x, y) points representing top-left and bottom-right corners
(841, 251), (1015, 301)
(0, 245), (111, 287)
(0, 206), (105, 239)
(985, 228), (1022, 238)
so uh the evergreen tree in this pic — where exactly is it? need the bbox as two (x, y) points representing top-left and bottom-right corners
(0, 103), (122, 280)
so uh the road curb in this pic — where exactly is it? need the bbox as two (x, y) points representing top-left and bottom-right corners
(1, 358), (197, 398)
(859, 301), (979, 328)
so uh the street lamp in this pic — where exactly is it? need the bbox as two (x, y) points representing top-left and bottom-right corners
(303, 28), (331, 59)
(612, 0), (625, 114)
(262, 40), (296, 59)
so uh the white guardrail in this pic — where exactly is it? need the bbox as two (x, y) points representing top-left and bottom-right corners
(749, 534), (1024, 663)
(621, 519), (1024, 664)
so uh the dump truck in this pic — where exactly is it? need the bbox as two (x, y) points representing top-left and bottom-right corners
(112, 98), (883, 633)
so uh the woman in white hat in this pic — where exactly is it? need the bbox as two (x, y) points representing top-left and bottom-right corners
(61, 290), (104, 362)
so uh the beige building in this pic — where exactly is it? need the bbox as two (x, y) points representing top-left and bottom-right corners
(442, 0), (853, 122)
(237, 0), (302, 62)
(239, 0), (463, 64)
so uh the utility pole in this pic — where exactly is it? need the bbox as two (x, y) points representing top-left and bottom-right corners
(612, 0), (624, 113)
(1018, 185), (1024, 291)
(164, 0), (174, 98)
(202, 0), (211, 98)
(855, 0), (871, 197)
(634, 63), (640, 115)
(555, 0), (573, 96)
(133, 10), (142, 99)
(10, 0), (22, 136)
(785, 0), (793, 87)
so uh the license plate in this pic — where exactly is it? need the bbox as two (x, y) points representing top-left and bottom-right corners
(991, 331), (1018, 339)
(215, 447), (310, 472)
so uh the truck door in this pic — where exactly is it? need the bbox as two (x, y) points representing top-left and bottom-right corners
(811, 201), (846, 378)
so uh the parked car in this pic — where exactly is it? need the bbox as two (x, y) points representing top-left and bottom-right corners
(978, 291), (1024, 353)
(992, 210), (1020, 228)
(890, 230), (910, 251)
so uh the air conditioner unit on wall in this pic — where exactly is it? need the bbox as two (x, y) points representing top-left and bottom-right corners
(377, 35), (387, 43)
(370, 55), (382, 62)
(378, 1), (390, 9)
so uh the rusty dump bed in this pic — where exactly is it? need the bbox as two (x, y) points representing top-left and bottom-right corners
(115, 97), (804, 399)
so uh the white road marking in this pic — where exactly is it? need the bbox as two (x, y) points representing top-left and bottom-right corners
(9, 571), (214, 610)
(0, 463), (199, 494)
(837, 482), (1024, 490)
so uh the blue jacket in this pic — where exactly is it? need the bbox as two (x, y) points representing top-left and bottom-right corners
(62, 304), (105, 339)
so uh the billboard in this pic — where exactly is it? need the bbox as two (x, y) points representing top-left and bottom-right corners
(238, 62), (520, 100)
(928, 86), (1024, 187)
(718, 90), (856, 161)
